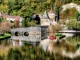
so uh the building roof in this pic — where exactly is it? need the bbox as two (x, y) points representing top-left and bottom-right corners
(0, 13), (23, 20)
(43, 11), (49, 19)
(48, 9), (56, 20)
(48, 9), (54, 14)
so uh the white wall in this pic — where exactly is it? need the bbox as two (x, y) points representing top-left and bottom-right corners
(41, 19), (50, 26)
(6, 17), (23, 26)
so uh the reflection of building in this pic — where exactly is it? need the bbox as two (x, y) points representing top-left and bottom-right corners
(0, 13), (23, 27)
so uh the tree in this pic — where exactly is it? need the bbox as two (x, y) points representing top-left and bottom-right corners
(60, 12), (66, 19)
(0, 0), (8, 13)
(54, 0), (73, 20)
(72, 9), (79, 19)
(64, 8), (69, 19)
(62, 0), (72, 4)
(54, 0), (62, 20)
(0, 20), (12, 32)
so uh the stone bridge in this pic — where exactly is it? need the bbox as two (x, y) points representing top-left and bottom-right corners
(11, 26), (48, 46)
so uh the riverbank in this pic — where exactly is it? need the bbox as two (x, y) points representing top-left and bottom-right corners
(0, 33), (11, 40)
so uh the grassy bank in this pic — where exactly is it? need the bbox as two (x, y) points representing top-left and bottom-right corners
(0, 33), (11, 39)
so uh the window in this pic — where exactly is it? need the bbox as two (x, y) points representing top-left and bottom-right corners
(24, 32), (29, 36)
(15, 31), (19, 36)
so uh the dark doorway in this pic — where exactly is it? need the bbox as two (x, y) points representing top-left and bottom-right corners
(55, 16), (58, 22)
(34, 15), (40, 24)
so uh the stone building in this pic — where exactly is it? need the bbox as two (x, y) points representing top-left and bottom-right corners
(41, 10), (57, 26)
(41, 11), (50, 26)
(0, 13), (23, 27)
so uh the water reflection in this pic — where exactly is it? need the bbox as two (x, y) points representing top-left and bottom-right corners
(0, 38), (11, 46)
(66, 33), (80, 46)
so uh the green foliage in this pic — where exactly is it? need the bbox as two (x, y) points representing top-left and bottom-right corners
(66, 36), (80, 52)
(55, 33), (66, 39)
(0, 17), (3, 23)
(7, 44), (78, 60)
(61, 9), (67, 18)
(8, 0), (33, 20)
(0, 56), (3, 60)
(7, 48), (23, 60)
(55, 33), (64, 36)
(0, 0), (8, 13)
(61, 7), (79, 20)
(66, 19), (80, 29)
(1, 40), (79, 60)
(66, 36), (80, 46)
(73, 1), (80, 5)
(0, 0), (2, 4)
(1, 0), (79, 24)
(6, 41), (56, 60)
(72, 10), (79, 19)
(0, 33), (11, 39)
(73, 56), (80, 60)
(21, 20), (25, 27)
(27, 20), (38, 27)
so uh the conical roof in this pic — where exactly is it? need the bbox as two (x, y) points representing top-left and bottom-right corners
(48, 9), (55, 15)
(43, 11), (49, 19)
(48, 9), (55, 20)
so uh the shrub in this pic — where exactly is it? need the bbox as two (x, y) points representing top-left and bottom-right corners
(72, 10), (79, 19)
(60, 8), (79, 19)
(27, 20), (38, 27)
(66, 19), (80, 29)
(48, 24), (62, 34)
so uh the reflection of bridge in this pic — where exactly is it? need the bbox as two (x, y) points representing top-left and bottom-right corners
(58, 30), (80, 38)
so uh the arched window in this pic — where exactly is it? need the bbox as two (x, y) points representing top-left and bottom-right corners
(15, 31), (19, 36)
(24, 32), (29, 36)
